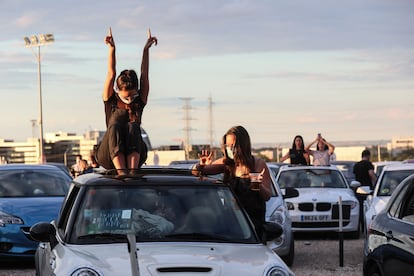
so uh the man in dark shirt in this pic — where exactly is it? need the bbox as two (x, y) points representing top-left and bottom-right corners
(353, 149), (377, 189)
(353, 149), (377, 231)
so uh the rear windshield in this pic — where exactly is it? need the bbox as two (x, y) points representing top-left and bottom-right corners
(277, 169), (348, 189)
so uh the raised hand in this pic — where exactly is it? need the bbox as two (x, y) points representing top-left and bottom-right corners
(145, 28), (158, 49)
(198, 149), (213, 165)
(105, 27), (115, 48)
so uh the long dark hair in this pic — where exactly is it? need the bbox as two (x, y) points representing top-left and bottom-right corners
(291, 135), (305, 151)
(222, 126), (254, 182)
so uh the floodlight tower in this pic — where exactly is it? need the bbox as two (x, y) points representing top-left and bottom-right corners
(23, 34), (54, 163)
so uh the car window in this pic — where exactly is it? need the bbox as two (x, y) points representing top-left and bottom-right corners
(70, 185), (254, 244)
(277, 169), (347, 189)
(377, 170), (414, 196)
(0, 169), (70, 197)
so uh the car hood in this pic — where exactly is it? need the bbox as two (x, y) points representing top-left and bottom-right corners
(54, 242), (291, 275)
(0, 197), (63, 225)
(284, 188), (357, 203)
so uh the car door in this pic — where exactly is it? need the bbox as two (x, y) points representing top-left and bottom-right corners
(380, 179), (414, 275)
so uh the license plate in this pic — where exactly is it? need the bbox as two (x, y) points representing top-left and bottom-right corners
(301, 215), (329, 221)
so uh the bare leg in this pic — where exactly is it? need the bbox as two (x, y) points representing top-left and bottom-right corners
(112, 153), (127, 175)
(128, 152), (140, 170)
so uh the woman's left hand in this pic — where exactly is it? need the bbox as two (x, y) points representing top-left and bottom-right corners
(145, 28), (158, 49)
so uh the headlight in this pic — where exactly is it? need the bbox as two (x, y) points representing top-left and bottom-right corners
(269, 206), (287, 225)
(341, 200), (358, 209)
(0, 211), (24, 227)
(70, 266), (102, 276)
(265, 265), (293, 276)
(285, 201), (294, 210)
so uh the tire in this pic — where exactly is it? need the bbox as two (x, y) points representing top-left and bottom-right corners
(281, 237), (295, 267)
(366, 264), (382, 276)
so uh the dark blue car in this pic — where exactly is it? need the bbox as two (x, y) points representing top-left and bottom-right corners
(0, 164), (72, 258)
(363, 173), (414, 276)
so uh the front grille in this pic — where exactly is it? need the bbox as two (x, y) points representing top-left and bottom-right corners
(298, 203), (314, 211)
(316, 202), (331, 211)
(332, 204), (351, 220)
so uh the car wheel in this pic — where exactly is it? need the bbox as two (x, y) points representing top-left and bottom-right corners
(366, 264), (382, 276)
(281, 237), (295, 267)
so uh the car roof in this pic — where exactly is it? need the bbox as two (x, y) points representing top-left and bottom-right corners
(278, 164), (341, 172)
(72, 167), (224, 187)
(0, 164), (65, 171)
(380, 163), (414, 172)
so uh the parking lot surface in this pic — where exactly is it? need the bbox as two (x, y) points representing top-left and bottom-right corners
(292, 232), (363, 276)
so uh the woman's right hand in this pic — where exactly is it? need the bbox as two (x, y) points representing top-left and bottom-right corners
(198, 150), (213, 165)
(105, 27), (115, 48)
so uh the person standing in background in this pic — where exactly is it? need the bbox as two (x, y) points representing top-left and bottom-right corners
(354, 149), (377, 189)
(305, 133), (335, 166)
(280, 135), (309, 165)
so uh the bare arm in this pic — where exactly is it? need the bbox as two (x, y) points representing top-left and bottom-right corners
(320, 138), (335, 155)
(139, 29), (158, 105)
(369, 169), (377, 186)
(103, 27), (116, 102)
(305, 138), (317, 154)
(280, 152), (290, 163)
(254, 158), (272, 201)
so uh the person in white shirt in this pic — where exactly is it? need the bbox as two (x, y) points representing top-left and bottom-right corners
(305, 133), (335, 166)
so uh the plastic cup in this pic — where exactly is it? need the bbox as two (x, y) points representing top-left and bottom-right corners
(249, 172), (261, 191)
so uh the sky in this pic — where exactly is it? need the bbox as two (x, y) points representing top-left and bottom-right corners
(1, 0), (413, 148)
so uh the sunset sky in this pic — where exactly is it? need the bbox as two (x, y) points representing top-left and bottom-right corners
(1, 0), (413, 147)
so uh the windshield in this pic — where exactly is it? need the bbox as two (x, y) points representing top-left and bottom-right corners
(277, 169), (348, 189)
(377, 170), (414, 196)
(71, 185), (255, 244)
(0, 169), (70, 197)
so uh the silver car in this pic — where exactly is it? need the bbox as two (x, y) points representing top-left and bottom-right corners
(30, 168), (294, 276)
(266, 163), (297, 266)
(275, 165), (360, 237)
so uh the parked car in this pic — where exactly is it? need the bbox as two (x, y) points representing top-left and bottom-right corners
(168, 159), (199, 169)
(267, 162), (288, 179)
(373, 161), (402, 177)
(0, 164), (72, 259)
(30, 167), (294, 276)
(358, 163), (414, 237)
(363, 174), (414, 276)
(266, 163), (297, 266)
(275, 165), (360, 237)
(331, 160), (356, 184)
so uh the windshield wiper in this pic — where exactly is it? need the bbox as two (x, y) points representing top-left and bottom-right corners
(78, 233), (127, 241)
(165, 232), (230, 242)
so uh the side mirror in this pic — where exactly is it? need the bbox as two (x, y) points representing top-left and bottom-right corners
(262, 222), (283, 242)
(356, 186), (372, 195)
(30, 222), (55, 242)
(350, 180), (361, 189)
(283, 187), (299, 199)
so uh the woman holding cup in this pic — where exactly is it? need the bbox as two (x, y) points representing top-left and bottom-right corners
(194, 125), (272, 237)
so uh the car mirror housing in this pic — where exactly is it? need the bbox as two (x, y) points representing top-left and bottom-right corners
(263, 222), (283, 242)
(30, 222), (55, 242)
(283, 187), (299, 199)
(350, 180), (361, 189)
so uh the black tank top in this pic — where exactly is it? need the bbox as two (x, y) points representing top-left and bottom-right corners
(289, 149), (307, 165)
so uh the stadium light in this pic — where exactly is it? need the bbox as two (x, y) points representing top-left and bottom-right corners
(23, 34), (55, 163)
